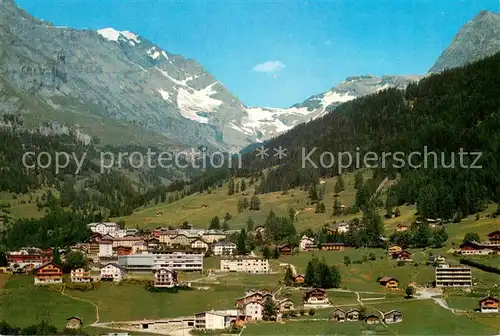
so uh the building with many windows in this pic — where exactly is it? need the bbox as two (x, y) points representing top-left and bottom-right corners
(220, 256), (269, 274)
(118, 251), (204, 272)
(435, 265), (472, 287)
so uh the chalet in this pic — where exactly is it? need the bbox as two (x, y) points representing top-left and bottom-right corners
(278, 244), (292, 256)
(487, 231), (500, 244)
(304, 288), (329, 305)
(235, 290), (271, 308)
(293, 274), (305, 285)
(299, 236), (315, 251)
(392, 250), (411, 261)
(34, 262), (63, 285)
(321, 243), (346, 251)
(378, 276), (399, 289)
(114, 246), (133, 256)
(383, 310), (403, 323)
(154, 268), (178, 288)
(346, 309), (360, 321)
(364, 314), (380, 324)
(479, 296), (499, 313)
(100, 263), (125, 282)
(458, 241), (495, 255)
(66, 316), (82, 329)
(190, 238), (209, 252)
(331, 308), (346, 322)
(277, 299), (295, 312)
(388, 245), (402, 254)
(70, 268), (93, 283)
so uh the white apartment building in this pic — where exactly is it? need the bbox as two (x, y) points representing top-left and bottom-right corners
(212, 241), (237, 256)
(87, 222), (125, 237)
(243, 301), (264, 321)
(435, 265), (472, 287)
(99, 240), (114, 258)
(194, 310), (239, 330)
(220, 256), (269, 274)
(118, 251), (204, 272)
(100, 263), (125, 282)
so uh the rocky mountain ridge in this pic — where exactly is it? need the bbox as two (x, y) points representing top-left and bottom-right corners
(0, 0), (498, 151)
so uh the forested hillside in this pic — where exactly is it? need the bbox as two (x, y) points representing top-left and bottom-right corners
(228, 53), (500, 220)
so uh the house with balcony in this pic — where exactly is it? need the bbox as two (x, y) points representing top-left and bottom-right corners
(479, 296), (498, 313)
(70, 268), (93, 283)
(34, 262), (63, 285)
(153, 268), (178, 288)
(304, 288), (330, 306)
(378, 276), (399, 289)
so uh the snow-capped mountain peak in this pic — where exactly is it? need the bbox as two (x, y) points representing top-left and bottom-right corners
(97, 28), (141, 45)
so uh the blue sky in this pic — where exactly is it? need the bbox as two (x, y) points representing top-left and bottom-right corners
(16, 0), (500, 108)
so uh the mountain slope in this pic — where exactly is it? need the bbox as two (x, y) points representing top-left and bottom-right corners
(0, 0), (260, 151)
(429, 10), (500, 73)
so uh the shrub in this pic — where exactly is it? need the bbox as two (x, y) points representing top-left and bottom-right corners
(308, 309), (316, 316)
(397, 260), (405, 267)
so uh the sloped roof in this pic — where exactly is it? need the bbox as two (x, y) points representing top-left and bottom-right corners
(379, 276), (398, 283)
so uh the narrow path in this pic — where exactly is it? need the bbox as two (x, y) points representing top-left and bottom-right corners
(60, 285), (100, 326)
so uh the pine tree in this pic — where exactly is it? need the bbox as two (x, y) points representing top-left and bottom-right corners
(246, 217), (255, 231)
(209, 216), (221, 230)
(228, 178), (235, 196)
(272, 247), (280, 259)
(222, 221), (230, 231)
(288, 207), (296, 222)
(262, 297), (277, 321)
(241, 179), (247, 192)
(305, 256), (320, 287)
(354, 171), (364, 190)
(250, 195), (260, 210)
(284, 266), (294, 286)
(243, 197), (250, 209)
(237, 199), (244, 213)
(262, 245), (271, 259)
(308, 184), (318, 201)
(236, 228), (248, 255)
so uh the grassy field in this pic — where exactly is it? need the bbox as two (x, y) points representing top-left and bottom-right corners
(277, 248), (437, 292)
(0, 189), (56, 220)
(113, 171), (373, 231)
(0, 276), (95, 329)
(244, 299), (499, 335)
